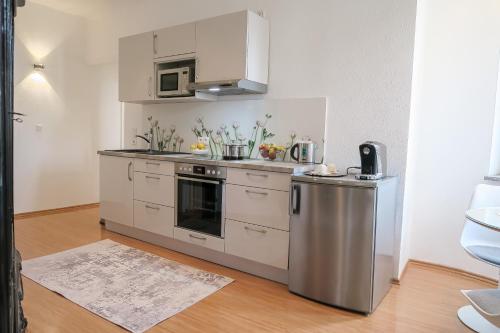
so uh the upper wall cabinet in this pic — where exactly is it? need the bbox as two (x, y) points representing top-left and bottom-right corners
(119, 32), (154, 103)
(154, 23), (196, 59)
(118, 10), (269, 103)
(195, 10), (269, 85)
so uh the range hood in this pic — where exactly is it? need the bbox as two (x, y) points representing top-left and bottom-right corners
(188, 79), (267, 96)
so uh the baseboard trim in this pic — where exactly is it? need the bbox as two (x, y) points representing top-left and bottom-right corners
(391, 259), (411, 285)
(394, 259), (498, 287)
(14, 203), (100, 220)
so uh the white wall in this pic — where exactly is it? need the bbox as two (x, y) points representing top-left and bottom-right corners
(405, 0), (500, 279)
(14, 2), (124, 213)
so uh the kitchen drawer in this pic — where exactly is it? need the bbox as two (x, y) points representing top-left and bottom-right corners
(173, 227), (225, 252)
(225, 219), (289, 269)
(226, 184), (290, 231)
(227, 168), (291, 191)
(134, 159), (174, 176)
(133, 200), (174, 237)
(134, 172), (174, 207)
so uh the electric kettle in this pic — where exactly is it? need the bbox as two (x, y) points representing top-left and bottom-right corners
(290, 141), (316, 164)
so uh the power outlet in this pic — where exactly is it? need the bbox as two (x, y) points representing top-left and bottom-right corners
(131, 128), (137, 146)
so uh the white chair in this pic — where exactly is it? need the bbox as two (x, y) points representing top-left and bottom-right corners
(461, 184), (500, 267)
(458, 184), (500, 332)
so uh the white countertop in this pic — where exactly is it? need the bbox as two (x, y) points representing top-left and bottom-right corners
(98, 150), (315, 174)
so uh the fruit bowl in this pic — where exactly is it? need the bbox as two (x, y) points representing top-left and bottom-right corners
(191, 149), (210, 155)
(259, 144), (285, 161)
(190, 141), (209, 155)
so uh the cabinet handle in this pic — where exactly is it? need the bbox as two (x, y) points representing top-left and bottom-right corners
(244, 226), (267, 234)
(245, 189), (268, 196)
(290, 184), (301, 215)
(195, 58), (199, 80)
(153, 33), (158, 54)
(127, 162), (132, 181)
(189, 234), (206, 241)
(145, 175), (160, 180)
(145, 161), (161, 166)
(145, 204), (160, 211)
(147, 76), (153, 97)
(246, 172), (268, 178)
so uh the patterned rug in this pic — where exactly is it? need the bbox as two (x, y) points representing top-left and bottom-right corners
(22, 239), (233, 332)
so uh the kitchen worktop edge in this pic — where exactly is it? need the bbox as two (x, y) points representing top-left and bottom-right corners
(97, 150), (314, 174)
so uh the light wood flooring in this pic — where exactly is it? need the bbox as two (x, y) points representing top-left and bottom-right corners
(14, 207), (494, 332)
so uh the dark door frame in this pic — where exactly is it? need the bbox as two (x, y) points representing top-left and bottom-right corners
(0, 0), (21, 332)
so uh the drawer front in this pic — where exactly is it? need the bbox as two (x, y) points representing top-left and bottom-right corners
(133, 200), (174, 237)
(134, 159), (174, 176)
(226, 184), (290, 231)
(173, 227), (225, 252)
(134, 172), (174, 206)
(225, 219), (289, 269)
(227, 168), (291, 191)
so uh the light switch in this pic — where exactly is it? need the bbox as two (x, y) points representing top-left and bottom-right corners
(35, 124), (43, 132)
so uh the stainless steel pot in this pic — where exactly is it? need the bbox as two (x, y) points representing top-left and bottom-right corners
(223, 142), (246, 160)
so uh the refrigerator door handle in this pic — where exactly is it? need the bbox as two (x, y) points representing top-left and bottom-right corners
(290, 184), (301, 215)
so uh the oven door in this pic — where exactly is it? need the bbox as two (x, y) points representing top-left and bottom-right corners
(157, 69), (182, 96)
(175, 175), (225, 238)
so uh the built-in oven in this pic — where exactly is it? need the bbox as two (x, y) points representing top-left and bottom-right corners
(156, 59), (195, 98)
(175, 163), (226, 238)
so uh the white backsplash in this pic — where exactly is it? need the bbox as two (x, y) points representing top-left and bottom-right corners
(141, 97), (327, 162)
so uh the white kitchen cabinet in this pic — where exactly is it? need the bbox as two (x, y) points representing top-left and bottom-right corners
(195, 10), (269, 84)
(134, 172), (174, 207)
(173, 227), (225, 252)
(134, 200), (174, 237)
(154, 23), (196, 59)
(227, 168), (291, 191)
(99, 155), (134, 226)
(119, 31), (154, 102)
(225, 219), (289, 269)
(134, 159), (174, 176)
(226, 184), (290, 231)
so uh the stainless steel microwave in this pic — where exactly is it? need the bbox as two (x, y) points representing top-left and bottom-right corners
(157, 67), (193, 97)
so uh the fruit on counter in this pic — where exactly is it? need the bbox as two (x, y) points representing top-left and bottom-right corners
(190, 144), (197, 150)
(259, 143), (285, 160)
(196, 143), (206, 150)
(268, 149), (277, 160)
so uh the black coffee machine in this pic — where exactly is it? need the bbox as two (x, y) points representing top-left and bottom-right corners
(355, 141), (387, 180)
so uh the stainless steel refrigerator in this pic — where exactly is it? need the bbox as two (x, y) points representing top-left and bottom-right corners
(288, 175), (397, 314)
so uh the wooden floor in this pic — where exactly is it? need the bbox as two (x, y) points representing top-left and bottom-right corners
(14, 207), (494, 333)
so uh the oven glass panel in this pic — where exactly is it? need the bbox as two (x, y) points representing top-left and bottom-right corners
(177, 178), (223, 237)
(160, 73), (179, 92)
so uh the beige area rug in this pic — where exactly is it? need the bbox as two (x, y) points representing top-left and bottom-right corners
(22, 239), (233, 333)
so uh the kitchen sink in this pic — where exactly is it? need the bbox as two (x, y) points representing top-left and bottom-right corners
(106, 149), (190, 155)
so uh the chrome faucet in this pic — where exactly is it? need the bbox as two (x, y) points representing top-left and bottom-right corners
(136, 134), (154, 152)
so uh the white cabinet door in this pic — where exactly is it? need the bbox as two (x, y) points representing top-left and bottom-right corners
(173, 227), (225, 252)
(100, 156), (134, 226)
(154, 23), (195, 58)
(119, 32), (154, 102)
(226, 184), (290, 231)
(134, 172), (174, 207)
(227, 168), (291, 191)
(225, 219), (289, 269)
(134, 159), (174, 176)
(195, 11), (247, 82)
(134, 200), (174, 237)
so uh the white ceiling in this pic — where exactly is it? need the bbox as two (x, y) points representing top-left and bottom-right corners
(28, 0), (115, 19)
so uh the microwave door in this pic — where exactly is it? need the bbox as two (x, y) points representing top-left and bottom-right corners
(158, 72), (180, 96)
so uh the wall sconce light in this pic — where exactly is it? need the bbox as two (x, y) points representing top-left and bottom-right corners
(31, 63), (46, 83)
(33, 63), (45, 71)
